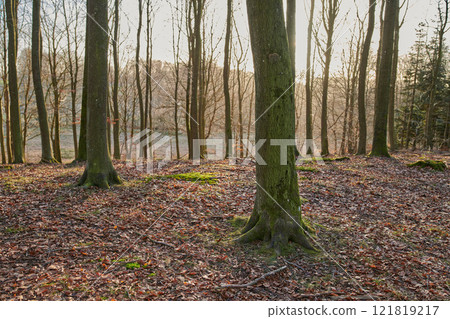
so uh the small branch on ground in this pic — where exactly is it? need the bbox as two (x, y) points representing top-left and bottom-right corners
(215, 266), (287, 289)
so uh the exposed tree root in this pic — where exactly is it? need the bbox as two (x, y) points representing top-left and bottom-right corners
(236, 211), (317, 255)
(78, 164), (121, 189)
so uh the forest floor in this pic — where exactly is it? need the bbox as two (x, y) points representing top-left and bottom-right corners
(0, 151), (448, 301)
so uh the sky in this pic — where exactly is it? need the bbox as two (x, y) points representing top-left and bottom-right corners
(121, 0), (442, 74)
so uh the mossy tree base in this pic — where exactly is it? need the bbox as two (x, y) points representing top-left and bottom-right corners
(236, 209), (316, 255)
(78, 162), (121, 189)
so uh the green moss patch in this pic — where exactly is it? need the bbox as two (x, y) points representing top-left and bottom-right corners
(407, 160), (447, 172)
(323, 156), (350, 162)
(146, 172), (218, 184)
(0, 165), (13, 170)
(125, 262), (141, 270)
(296, 166), (318, 172)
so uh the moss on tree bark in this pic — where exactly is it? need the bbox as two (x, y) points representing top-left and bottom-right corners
(240, 0), (315, 254)
(78, 0), (120, 189)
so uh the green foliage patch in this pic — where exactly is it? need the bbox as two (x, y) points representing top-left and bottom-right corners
(146, 172), (218, 184)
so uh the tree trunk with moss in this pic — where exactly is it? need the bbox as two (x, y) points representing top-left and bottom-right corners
(78, 0), (121, 188)
(223, 0), (233, 159)
(5, 0), (23, 164)
(370, 0), (398, 157)
(239, 0), (314, 254)
(32, 0), (55, 163)
(388, 5), (400, 151)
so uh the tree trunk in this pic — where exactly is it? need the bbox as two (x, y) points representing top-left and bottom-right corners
(0, 97), (5, 164)
(370, 0), (398, 157)
(189, 0), (203, 160)
(357, 0), (375, 155)
(136, 0), (145, 132)
(425, 1), (448, 150)
(320, 0), (338, 156)
(240, 0), (314, 254)
(75, 13), (89, 163)
(5, 0), (23, 163)
(305, 0), (315, 153)
(78, 0), (121, 188)
(112, 0), (120, 159)
(388, 6), (400, 151)
(224, 0), (233, 158)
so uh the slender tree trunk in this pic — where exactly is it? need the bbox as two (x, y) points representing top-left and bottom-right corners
(0, 97), (5, 164)
(357, 0), (375, 155)
(388, 6), (400, 151)
(320, 0), (339, 156)
(112, 0), (121, 159)
(224, 0), (233, 158)
(78, 0), (121, 188)
(189, 0), (203, 160)
(75, 13), (90, 163)
(239, 0), (314, 254)
(425, 1), (448, 150)
(371, 0), (398, 157)
(32, 0), (54, 163)
(136, 0), (145, 131)
(305, 0), (315, 153)
(5, 0), (23, 163)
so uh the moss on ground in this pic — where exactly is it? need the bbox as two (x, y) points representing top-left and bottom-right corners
(296, 166), (318, 172)
(407, 160), (447, 171)
(146, 172), (218, 184)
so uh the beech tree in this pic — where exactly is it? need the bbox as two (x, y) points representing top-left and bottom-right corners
(305, 0), (315, 152)
(371, 0), (399, 157)
(239, 0), (314, 253)
(5, 0), (23, 163)
(78, 0), (121, 188)
(31, 0), (55, 163)
(357, 0), (376, 155)
(224, 0), (233, 158)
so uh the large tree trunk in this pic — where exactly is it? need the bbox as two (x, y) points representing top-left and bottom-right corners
(239, 0), (314, 254)
(224, 0), (233, 158)
(305, 0), (315, 153)
(112, 0), (120, 160)
(371, 0), (398, 157)
(5, 0), (23, 163)
(357, 0), (376, 155)
(78, 0), (121, 188)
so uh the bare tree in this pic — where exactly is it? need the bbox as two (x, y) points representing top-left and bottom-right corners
(5, 0), (24, 163)
(223, 0), (233, 158)
(357, 0), (376, 155)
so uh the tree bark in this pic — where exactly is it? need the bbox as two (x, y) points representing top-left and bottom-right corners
(5, 0), (23, 163)
(224, 0), (233, 158)
(136, 0), (145, 132)
(78, 0), (121, 188)
(388, 5), (400, 151)
(370, 0), (398, 157)
(305, 0), (315, 153)
(357, 0), (375, 155)
(425, 0), (448, 150)
(112, 0), (121, 159)
(240, 0), (315, 254)
(320, 0), (339, 156)
(189, 0), (203, 160)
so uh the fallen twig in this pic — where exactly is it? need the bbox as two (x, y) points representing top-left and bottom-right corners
(216, 266), (287, 289)
(282, 257), (305, 271)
